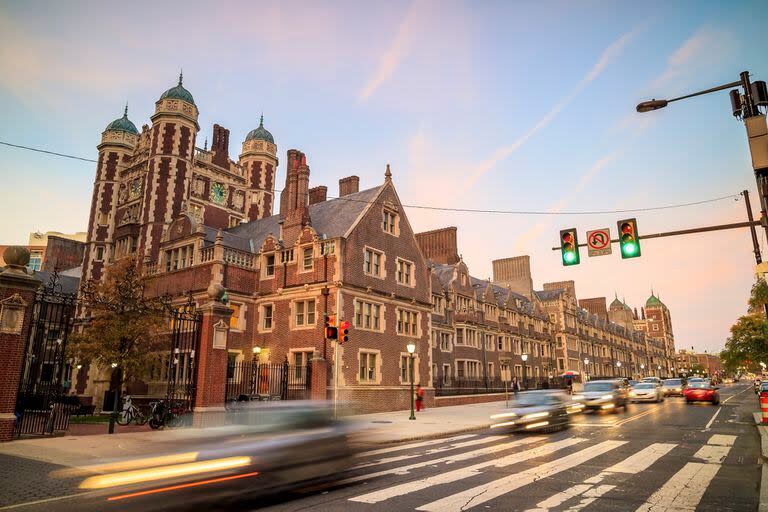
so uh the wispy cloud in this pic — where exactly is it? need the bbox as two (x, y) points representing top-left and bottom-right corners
(461, 28), (640, 191)
(512, 151), (623, 252)
(651, 27), (737, 90)
(358, 0), (425, 102)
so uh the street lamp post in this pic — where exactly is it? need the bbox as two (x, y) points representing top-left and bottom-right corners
(251, 346), (262, 395)
(640, 363), (645, 378)
(583, 358), (590, 382)
(521, 354), (529, 390)
(637, 71), (768, 273)
(616, 361), (622, 378)
(407, 342), (416, 420)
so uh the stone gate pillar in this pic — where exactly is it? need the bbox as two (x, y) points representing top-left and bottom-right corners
(192, 283), (232, 427)
(0, 248), (41, 441)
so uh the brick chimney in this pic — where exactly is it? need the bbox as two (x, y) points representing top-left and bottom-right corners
(339, 176), (360, 197)
(281, 149), (311, 243)
(543, 280), (577, 299)
(211, 124), (230, 168)
(309, 186), (327, 205)
(415, 227), (460, 265)
(492, 256), (534, 300)
(579, 297), (608, 321)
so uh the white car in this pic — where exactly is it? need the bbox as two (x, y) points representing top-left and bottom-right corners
(629, 382), (664, 403)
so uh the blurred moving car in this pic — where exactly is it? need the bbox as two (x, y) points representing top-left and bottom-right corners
(629, 382), (664, 403)
(755, 378), (763, 394)
(628, 380), (639, 387)
(661, 378), (684, 396)
(490, 391), (580, 432)
(683, 381), (720, 405)
(63, 402), (355, 511)
(572, 380), (629, 412)
(758, 381), (768, 397)
(642, 377), (661, 385)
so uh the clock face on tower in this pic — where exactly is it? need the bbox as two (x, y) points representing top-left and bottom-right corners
(211, 182), (227, 205)
(129, 179), (142, 199)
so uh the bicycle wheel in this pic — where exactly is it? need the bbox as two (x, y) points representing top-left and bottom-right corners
(116, 410), (131, 426)
(134, 409), (149, 426)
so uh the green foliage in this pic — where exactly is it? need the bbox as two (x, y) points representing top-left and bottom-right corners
(749, 279), (768, 314)
(721, 279), (768, 374)
(68, 257), (168, 382)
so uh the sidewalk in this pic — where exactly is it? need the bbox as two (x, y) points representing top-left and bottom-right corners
(0, 399), (511, 468)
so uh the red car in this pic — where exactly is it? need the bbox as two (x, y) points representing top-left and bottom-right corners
(684, 381), (720, 405)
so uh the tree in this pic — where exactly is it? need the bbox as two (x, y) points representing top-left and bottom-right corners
(68, 257), (170, 431)
(748, 279), (768, 314)
(720, 279), (768, 376)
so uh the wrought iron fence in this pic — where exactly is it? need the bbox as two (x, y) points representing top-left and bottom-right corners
(226, 361), (312, 404)
(433, 373), (568, 396)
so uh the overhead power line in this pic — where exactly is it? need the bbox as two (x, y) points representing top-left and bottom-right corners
(0, 139), (742, 216)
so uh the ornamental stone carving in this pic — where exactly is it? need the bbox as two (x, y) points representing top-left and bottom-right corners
(0, 293), (27, 334)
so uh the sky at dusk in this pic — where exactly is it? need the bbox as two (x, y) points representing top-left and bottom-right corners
(1, 0), (767, 354)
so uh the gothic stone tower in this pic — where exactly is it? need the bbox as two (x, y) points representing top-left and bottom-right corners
(239, 115), (278, 222)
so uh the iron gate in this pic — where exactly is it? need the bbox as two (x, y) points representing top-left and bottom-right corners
(14, 273), (77, 437)
(163, 304), (201, 418)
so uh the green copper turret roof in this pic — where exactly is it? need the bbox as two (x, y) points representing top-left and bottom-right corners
(105, 105), (138, 134)
(646, 293), (664, 307)
(245, 115), (274, 144)
(159, 72), (195, 105)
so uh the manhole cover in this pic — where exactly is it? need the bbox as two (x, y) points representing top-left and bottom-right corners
(372, 421), (393, 424)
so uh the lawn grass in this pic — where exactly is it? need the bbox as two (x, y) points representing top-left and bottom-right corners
(68, 414), (112, 424)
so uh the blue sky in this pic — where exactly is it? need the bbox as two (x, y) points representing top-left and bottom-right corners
(1, 0), (766, 353)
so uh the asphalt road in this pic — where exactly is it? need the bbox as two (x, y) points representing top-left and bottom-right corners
(0, 383), (761, 512)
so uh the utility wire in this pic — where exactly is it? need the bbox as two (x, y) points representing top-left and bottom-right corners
(1, 139), (742, 216)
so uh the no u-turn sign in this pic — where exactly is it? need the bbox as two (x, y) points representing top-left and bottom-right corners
(587, 228), (612, 257)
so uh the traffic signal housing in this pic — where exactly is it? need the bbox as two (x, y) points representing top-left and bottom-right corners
(324, 314), (338, 340)
(559, 228), (580, 266)
(617, 218), (641, 259)
(339, 320), (350, 344)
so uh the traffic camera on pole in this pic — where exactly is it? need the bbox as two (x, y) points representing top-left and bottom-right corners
(324, 314), (338, 340)
(617, 218), (641, 259)
(339, 320), (350, 344)
(559, 228), (580, 266)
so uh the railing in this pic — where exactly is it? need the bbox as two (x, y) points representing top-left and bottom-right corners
(223, 248), (255, 269)
(200, 246), (214, 263)
(433, 375), (567, 396)
(226, 362), (312, 403)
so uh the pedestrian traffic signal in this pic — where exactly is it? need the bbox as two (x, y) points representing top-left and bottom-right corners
(339, 320), (350, 344)
(324, 314), (338, 340)
(617, 218), (641, 259)
(559, 228), (580, 266)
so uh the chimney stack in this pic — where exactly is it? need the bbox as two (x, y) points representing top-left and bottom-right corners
(211, 124), (230, 168)
(309, 186), (327, 205)
(339, 175), (360, 197)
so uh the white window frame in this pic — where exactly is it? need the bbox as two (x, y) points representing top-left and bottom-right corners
(363, 246), (384, 278)
(396, 258), (415, 287)
(396, 308), (419, 337)
(354, 299), (383, 332)
(261, 303), (274, 331)
(293, 299), (317, 329)
(300, 246), (314, 272)
(382, 208), (399, 236)
(358, 349), (381, 384)
(263, 253), (276, 278)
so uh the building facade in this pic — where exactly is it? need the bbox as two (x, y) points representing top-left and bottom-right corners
(72, 77), (677, 412)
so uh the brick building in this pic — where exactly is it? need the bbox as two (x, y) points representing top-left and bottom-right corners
(71, 76), (677, 412)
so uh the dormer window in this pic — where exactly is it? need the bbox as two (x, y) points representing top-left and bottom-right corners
(264, 254), (275, 277)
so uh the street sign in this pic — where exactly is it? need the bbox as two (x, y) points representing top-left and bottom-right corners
(587, 228), (612, 257)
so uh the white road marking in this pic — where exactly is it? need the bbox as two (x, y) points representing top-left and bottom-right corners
(338, 436), (544, 486)
(355, 434), (476, 458)
(0, 492), (95, 510)
(349, 437), (585, 504)
(634, 433), (734, 511)
(635, 462), (720, 511)
(722, 385), (751, 403)
(416, 440), (626, 512)
(527, 443), (676, 512)
(614, 408), (661, 427)
(704, 407), (722, 430)
(353, 436), (505, 469)
(564, 484), (615, 512)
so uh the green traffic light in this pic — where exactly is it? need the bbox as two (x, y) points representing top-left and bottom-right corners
(564, 252), (576, 263)
(622, 242), (637, 256)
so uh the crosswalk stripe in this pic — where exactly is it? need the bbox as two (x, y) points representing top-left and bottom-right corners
(349, 437), (585, 504)
(634, 435), (734, 511)
(526, 443), (676, 512)
(355, 434), (476, 458)
(338, 436), (545, 486)
(416, 440), (626, 512)
(353, 436), (507, 469)
(564, 484), (615, 512)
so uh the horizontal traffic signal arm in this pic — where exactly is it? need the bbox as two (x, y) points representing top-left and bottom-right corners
(550, 220), (760, 251)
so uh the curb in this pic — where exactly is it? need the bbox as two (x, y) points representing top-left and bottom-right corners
(752, 412), (768, 512)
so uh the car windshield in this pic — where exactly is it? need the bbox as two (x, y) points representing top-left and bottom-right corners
(642, 378), (658, 382)
(584, 382), (615, 392)
(663, 379), (682, 386)
(634, 383), (656, 389)
(687, 382), (710, 389)
(688, 378), (703, 382)
(514, 393), (559, 406)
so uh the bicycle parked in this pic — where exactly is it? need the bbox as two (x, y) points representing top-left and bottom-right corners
(116, 395), (148, 426)
(148, 400), (190, 429)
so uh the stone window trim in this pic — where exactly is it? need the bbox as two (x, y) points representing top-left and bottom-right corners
(226, 349), (245, 383)
(357, 349), (382, 385)
(353, 298), (384, 332)
(438, 330), (453, 352)
(299, 245), (314, 273)
(94, 245), (105, 262)
(395, 307), (419, 338)
(395, 257), (415, 288)
(442, 363), (452, 385)
(289, 348), (316, 382)
(97, 211), (110, 226)
(261, 252), (276, 280)
(259, 303), (274, 332)
(455, 359), (482, 379)
(382, 208), (400, 236)
(399, 352), (420, 385)
(363, 246), (386, 279)
(291, 298), (317, 330)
